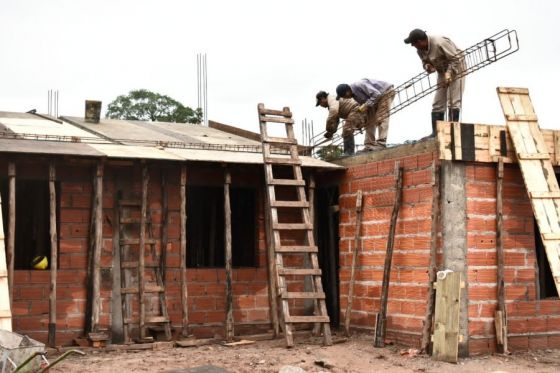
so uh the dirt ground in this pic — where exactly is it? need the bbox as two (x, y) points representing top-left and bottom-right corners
(50, 333), (560, 373)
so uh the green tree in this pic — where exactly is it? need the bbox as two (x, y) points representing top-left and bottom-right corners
(106, 89), (203, 124)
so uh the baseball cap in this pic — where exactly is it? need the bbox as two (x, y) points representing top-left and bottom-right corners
(404, 29), (427, 44)
(315, 91), (328, 106)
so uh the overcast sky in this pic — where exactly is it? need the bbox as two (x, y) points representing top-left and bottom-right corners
(1, 0), (558, 144)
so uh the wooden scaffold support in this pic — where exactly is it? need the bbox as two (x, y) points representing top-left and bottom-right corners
(224, 169), (234, 341)
(48, 162), (58, 347)
(344, 189), (363, 337)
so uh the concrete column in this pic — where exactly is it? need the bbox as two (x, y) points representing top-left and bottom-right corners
(441, 160), (469, 357)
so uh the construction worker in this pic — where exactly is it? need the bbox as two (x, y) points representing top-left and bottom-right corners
(316, 91), (365, 155)
(404, 28), (466, 137)
(335, 79), (395, 151)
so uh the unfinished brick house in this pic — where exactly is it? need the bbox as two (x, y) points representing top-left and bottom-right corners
(2, 88), (560, 358)
(0, 109), (342, 346)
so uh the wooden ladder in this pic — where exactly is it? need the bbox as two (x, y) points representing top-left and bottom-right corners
(119, 164), (172, 343)
(497, 87), (560, 295)
(257, 103), (332, 347)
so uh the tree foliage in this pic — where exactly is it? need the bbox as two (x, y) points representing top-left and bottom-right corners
(106, 89), (202, 124)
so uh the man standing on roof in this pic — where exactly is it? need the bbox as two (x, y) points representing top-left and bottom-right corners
(334, 78), (395, 151)
(316, 91), (366, 156)
(404, 29), (466, 137)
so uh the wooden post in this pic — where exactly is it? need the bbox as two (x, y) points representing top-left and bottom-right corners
(264, 193), (280, 337)
(495, 157), (508, 353)
(111, 182), (124, 343)
(160, 170), (168, 284)
(421, 162), (441, 353)
(374, 163), (403, 348)
(308, 175), (320, 336)
(345, 189), (363, 337)
(180, 165), (189, 337)
(139, 163), (148, 340)
(224, 169), (234, 341)
(48, 162), (58, 347)
(7, 163), (15, 305)
(91, 161), (104, 333)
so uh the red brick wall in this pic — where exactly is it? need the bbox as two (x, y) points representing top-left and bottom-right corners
(9, 161), (273, 345)
(466, 163), (560, 354)
(338, 151), (437, 346)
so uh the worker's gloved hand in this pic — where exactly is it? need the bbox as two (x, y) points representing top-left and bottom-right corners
(444, 71), (452, 84)
(324, 132), (333, 139)
(357, 104), (367, 113)
(424, 63), (436, 73)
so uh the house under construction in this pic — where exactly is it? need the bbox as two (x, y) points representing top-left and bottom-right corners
(0, 87), (559, 360)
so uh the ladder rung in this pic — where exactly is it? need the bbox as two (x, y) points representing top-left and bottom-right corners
(259, 108), (292, 117)
(273, 223), (313, 230)
(265, 157), (301, 165)
(516, 153), (550, 160)
(121, 285), (164, 294)
(263, 136), (297, 145)
(505, 114), (538, 122)
(543, 233), (560, 240)
(259, 116), (294, 124)
(124, 316), (169, 324)
(285, 316), (330, 323)
(278, 268), (322, 276)
(0, 270), (7, 277)
(120, 238), (157, 245)
(276, 245), (318, 253)
(121, 261), (160, 269)
(120, 217), (141, 224)
(281, 292), (325, 299)
(119, 199), (142, 206)
(271, 201), (309, 208)
(530, 191), (560, 199)
(269, 179), (305, 186)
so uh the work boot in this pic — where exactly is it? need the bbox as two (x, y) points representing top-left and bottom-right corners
(449, 108), (460, 122)
(343, 136), (355, 156)
(430, 111), (445, 137)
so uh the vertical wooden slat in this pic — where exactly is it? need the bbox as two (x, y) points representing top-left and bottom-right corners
(7, 163), (15, 305)
(421, 162), (441, 352)
(264, 185), (280, 337)
(432, 272), (462, 362)
(48, 162), (58, 347)
(91, 161), (104, 333)
(374, 163), (403, 348)
(180, 165), (189, 337)
(224, 169), (234, 341)
(111, 181), (123, 343)
(308, 175), (320, 336)
(345, 189), (363, 336)
(139, 163), (148, 340)
(160, 170), (168, 284)
(495, 157), (508, 353)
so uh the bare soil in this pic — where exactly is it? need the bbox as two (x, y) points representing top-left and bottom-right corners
(50, 333), (560, 373)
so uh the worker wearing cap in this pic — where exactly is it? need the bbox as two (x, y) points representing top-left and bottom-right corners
(334, 79), (395, 151)
(315, 91), (366, 155)
(404, 29), (466, 137)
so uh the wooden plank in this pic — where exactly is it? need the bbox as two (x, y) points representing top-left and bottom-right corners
(224, 169), (234, 342)
(497, 87), (529, 95)
(495, 158), (508, 354)
(91, 161), (104, 333)
(281, 292), (325, 299)
(516, 153), (550, 160)
(270, 200), (309, 208)
(542, 233), (560, 240)
(452, 122), (462, 161)
(273, 223), (313, 230)
(276, 245), (318, 253)
(258, 108), (292, 117)
(432, 272), (462, 363)
(48, 162), (58, 347)
(421, 162), (441, 353)
(262, 136), (297, 145)
(530, 192), (560, 199)
(180, 165), (189, 337)
(345, 189), (363, 337)
(138, 163), (148, 340)
(264, 157), (301, 165)
(7, 163), (15, 306)
(277, 268), (322, 275)
(269, 179), (306, 186)
(374, 163), (404, 348)
(505, 114), (538, 122)
(554, 131), (560, 165)
(259, 116), (294, 124)
(284, 316), (329, 323)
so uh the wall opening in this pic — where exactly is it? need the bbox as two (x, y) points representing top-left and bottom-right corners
(186, 185), (257, 268)
(0, 179), (58, 270)
(315, 185), (340, 326)
(534, 220), (559, 299)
